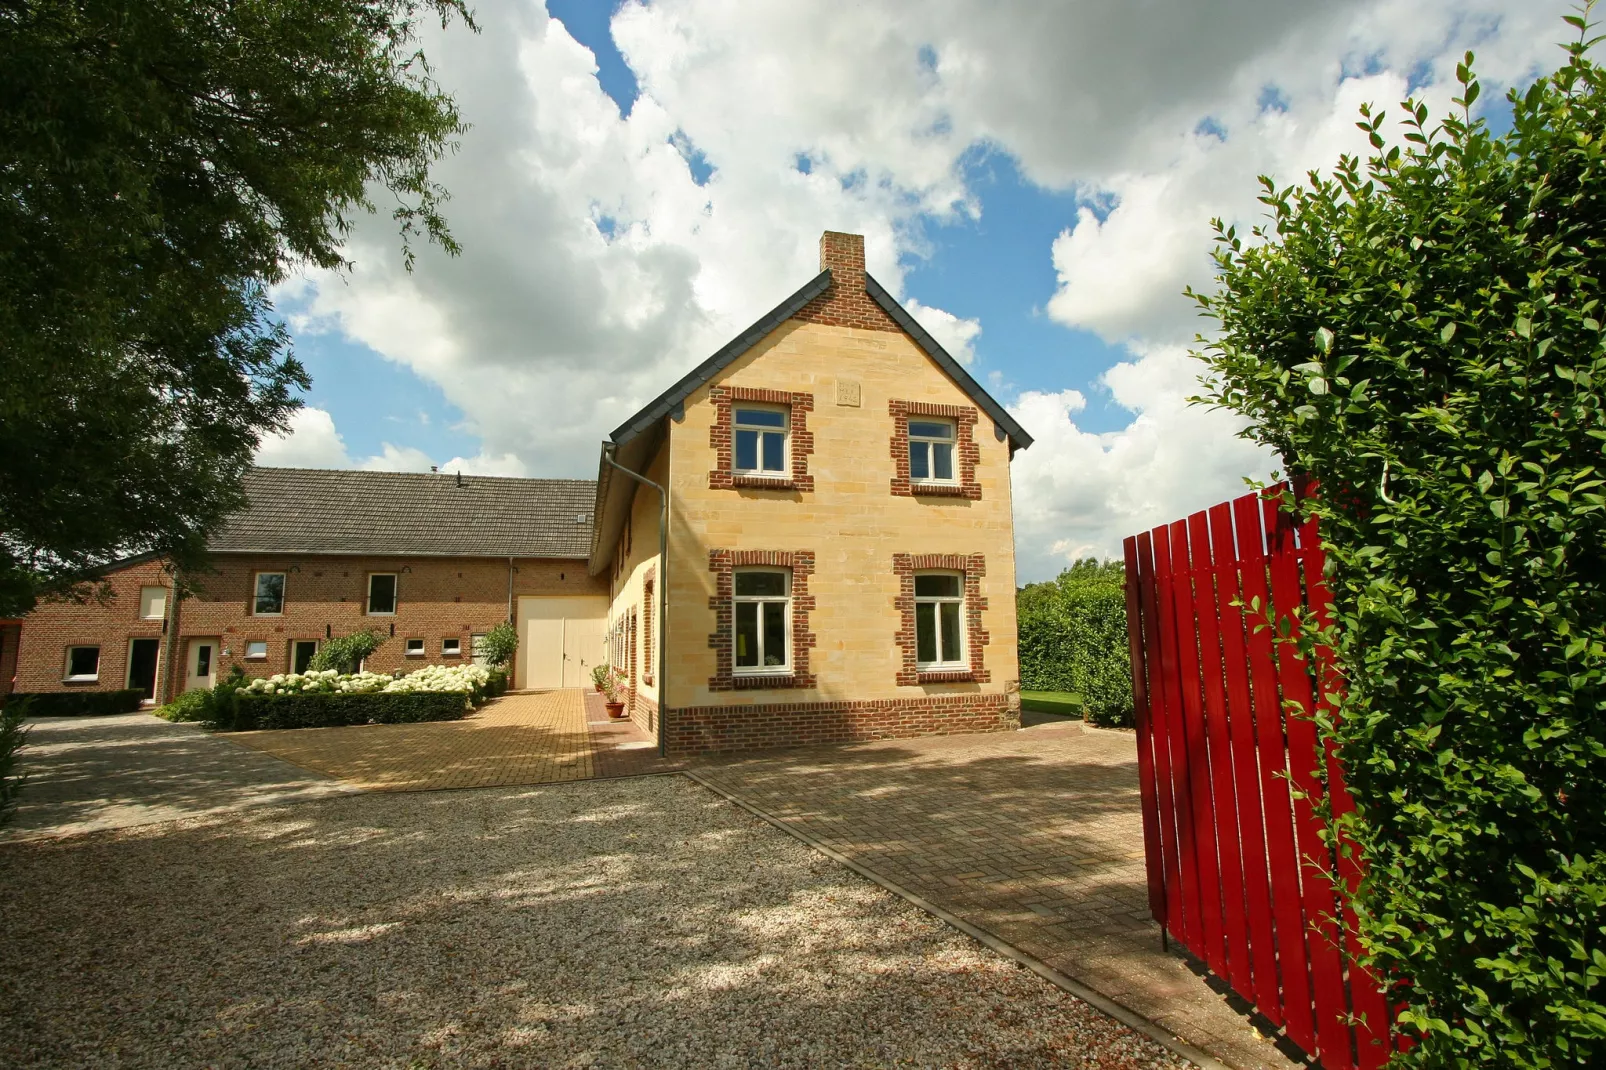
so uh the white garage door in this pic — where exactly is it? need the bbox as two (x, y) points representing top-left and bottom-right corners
(516, 596), (607, 690)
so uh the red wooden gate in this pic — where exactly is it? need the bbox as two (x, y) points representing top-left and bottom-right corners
(1122, 485), (1398, 1069)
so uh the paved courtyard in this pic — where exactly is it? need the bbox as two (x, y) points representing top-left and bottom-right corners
(693, 721), (1301, 1070)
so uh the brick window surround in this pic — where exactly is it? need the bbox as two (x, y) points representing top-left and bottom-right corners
(707, 549), (817, 691)
(709, 386), (815, 492)
(889, 400), (982, 500)
(893, 553), (990, 685)
(641, 565), (655, 685)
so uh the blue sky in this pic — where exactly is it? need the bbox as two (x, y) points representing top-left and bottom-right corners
(260, 0), (1563, 578)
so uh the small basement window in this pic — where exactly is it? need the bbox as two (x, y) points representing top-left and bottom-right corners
(64, 646), (100, 682)
(367, 573), (398, 615)
(442, 637), (462, 657)
(244, 641), (268, 660)
(405, 638), (425, 657)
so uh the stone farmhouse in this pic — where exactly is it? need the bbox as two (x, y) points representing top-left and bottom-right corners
(4, 232), (1035, 754)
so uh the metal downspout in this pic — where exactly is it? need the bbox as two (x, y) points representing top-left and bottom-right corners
(602, 446), (670, 758)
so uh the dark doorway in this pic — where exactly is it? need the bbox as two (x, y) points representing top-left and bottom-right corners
(292, 640), (318, 674)
(127, 638), (160, 701)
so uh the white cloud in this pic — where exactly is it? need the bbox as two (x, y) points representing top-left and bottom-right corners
(281, 0), (1570, 578)
(255, 407), (529, 477)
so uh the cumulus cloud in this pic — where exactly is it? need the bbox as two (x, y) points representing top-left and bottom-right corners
(280, 0), (1570, 578)
(256, 407), (529, 477)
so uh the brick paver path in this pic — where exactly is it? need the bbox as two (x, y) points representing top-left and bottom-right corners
(692, 720), (1301, 1070)
(228, 689), (597, 790)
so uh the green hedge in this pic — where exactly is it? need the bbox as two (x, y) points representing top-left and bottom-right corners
(1017, 568), (1133, 728)
(3, 690), (144, 718)
(228, 690), (469, 731)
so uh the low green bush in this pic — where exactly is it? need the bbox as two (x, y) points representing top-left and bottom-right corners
(1017, 560), (1133, 728)
(484, 668), (508, 700)
(231, 690), (468, 731)
(478, 620), (518, 668)
(2, 690), (144, 718)
(0, 705), (27, 827)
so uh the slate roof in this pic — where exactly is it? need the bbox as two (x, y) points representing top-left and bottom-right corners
(209, 468), (596, 559)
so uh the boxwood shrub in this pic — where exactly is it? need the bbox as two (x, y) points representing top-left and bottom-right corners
(3, 690), (144, 718)
(229, 690), (468, 731)
(1017, 561), (1134, 727)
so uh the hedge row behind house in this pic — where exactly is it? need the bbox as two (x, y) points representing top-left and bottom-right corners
(2, 690), (145, 718)
(229, 691), (469, 731)
(1016, 561), (1134, 727)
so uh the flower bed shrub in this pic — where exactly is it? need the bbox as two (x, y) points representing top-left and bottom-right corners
(231, 690), (468, 731)
(0, 705), (27, 827)
(2, 690), (144, 718)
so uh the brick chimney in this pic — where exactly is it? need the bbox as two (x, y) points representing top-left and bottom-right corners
(819, 230), (865, 280)
(795, 230), (896, 332)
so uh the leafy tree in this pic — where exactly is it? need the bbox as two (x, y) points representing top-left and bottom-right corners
(478, 620), (518, 669)
(309, 629), (387, 674)
(1017, 558), (1133, 726)
(1192, 14), (1606, 1065)
(0, 0), (473, 616)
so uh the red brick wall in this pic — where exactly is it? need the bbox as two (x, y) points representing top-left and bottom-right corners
(667, 693), (1016, 755)
(794, 231), (902, 333)
(13, 553), (601, 699)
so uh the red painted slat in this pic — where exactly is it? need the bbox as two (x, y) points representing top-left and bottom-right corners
(1139, 529), (1185, 937)
(1266, 501), (1354, 1070)
(1235, 491), (1316, 1049)
(1152, 524), (1203, 945)
(1189, 510), (1246, 986)
(1125, 536), (1168, 927)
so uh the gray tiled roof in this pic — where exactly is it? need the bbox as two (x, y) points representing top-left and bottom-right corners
(210, 468), (596, 559)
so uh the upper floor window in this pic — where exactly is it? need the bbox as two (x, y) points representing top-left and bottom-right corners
(914, 573), (965, 669)
(908, 420), (956, 483)
(734, 406), (788, 477)
(253, 572), (285, 615)
(367, 573), (398, 615)
(65, 645), (100, 682)
(734, 569), (790, 674)
(138, 586), (168, 620)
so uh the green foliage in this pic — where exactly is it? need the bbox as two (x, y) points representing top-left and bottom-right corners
(3, 690), (144, 717)
(1191, 21), (1606, 1065)
(478, 620), (519, 668)
(484, 668), (509, 700)
(153, 687), (210, 723)
(0, 0), (473, 616)
(308, 629), (386, 673)
(1019, 690), (1084, 717)
(1016, 560), (1133, 727)
(590, 662), (612, 689)
(196, 666), (252, 730)
(231, 690), (468, 731)
(0, 705), (28, 826)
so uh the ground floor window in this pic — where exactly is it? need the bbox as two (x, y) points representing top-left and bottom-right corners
(734, 569), (789, 674)
(64, 645), (100, 682)
(442, 637), (461, 657)
(914, 572), (965, 669)
(405, 638), (425, 657)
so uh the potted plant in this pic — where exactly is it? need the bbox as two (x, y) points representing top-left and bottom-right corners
(590, 662), (612, 693)
(602, 668), (627, 719)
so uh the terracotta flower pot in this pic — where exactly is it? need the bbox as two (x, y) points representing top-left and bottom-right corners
(605, 701), (626, 719)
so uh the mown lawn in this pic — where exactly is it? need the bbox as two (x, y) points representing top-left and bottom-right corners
(1020, 690), (1083, 717)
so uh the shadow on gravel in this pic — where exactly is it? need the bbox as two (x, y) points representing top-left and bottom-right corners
(0, 776), (1184, 1070)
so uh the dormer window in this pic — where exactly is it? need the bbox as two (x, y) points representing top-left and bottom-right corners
(908, 419), (956, 483)
(733, 406), (788, 477)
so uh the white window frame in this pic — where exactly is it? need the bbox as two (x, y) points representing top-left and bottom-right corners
(244, 640), (269, 661)
(367, 573), (398, 616)
(471, 633), (488, 666)
(138, 586), (168, 621)
(908, 418), (958, 485)
(404, 638), (426, 658)
(732, 405), (790, 478)
(252, 571), (286, 616)
(442, 637), (462, 657)
(64, 645), (101, 683)
(733, 568), (791, 676)
(914, 571), (967, 670)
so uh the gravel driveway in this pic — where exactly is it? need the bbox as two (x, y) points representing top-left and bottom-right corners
(0, 776), (1186, 1069)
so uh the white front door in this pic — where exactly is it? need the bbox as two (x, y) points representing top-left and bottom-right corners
(516, 597), (607, 690)
(186, 638), (220, 692)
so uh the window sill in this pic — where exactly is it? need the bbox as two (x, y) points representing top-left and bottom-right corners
(731, 474), (798, 491)
(916, 668), (975, 683)
(404, 652), (425, 658)
(733, 673), (800, 690)
(910, 482), (968, 497)
(367, 611), (396, 617)
(62, 676), (99, 684)
(253, 612), (283, 618)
